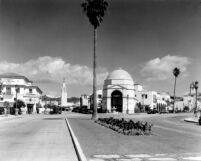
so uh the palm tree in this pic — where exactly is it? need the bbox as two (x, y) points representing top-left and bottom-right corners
(192, 81), (199, 117)
(172, 67), (180, 113)
(81, 0), (109, 120)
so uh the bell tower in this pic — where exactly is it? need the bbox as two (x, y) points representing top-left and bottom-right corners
(61, 78), (67, 106)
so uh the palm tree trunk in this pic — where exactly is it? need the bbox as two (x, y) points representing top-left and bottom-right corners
(92, 27), (98, 120)
(173, 76), (177, 113)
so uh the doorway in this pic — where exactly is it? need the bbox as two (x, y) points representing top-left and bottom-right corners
(27, 104), (34, 114)
(111, 90), (123, 112)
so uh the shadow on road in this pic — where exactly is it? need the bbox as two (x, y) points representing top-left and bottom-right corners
(43, 117), (64, 120)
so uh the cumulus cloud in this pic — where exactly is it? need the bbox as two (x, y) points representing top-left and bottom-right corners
(141, 55), (191, 81)
(0, 56), (108, 85)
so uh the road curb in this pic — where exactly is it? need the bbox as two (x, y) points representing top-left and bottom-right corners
(65, 118), (88, 161)
(184, 119), (198, 123)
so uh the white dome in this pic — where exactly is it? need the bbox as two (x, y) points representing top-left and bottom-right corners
(107, 68), (133, 81)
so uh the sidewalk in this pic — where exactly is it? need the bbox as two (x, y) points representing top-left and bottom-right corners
(0, 114), (78, 161)
(0, 114), (21, 120)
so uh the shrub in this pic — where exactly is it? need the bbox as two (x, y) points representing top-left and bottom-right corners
(199, 116), (201, 126)
(95, 117), (153, 136)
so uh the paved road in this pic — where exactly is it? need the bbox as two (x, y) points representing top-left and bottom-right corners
(68, 112), (201, 161)
(0, 114), (78, 161)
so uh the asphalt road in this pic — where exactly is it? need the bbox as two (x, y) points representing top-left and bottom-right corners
(68, 112), (201, 161)
(0, 114), (78, 161)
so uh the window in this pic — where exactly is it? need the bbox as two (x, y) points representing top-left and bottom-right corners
(6, 87), (11, 95)
(16, 88), (20, 93)
(29, 88), (33, 93)
(142, 94), (148, 99)
(98, 94), (102, 99)
(153, 95), (157, 103)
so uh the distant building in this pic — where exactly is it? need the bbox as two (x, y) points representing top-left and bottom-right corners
(80, 94), (89, 108)
(41, 95), (60, 106)
(0, 73), (42, 114)
(174, 93), (201, 112)
(90, 90), (103, 110)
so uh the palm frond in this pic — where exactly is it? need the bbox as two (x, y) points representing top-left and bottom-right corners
(81, 0), (109, 28)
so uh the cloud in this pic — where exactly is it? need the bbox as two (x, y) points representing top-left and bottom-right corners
(141, 55), (191, 81)
(0, 56), (108, 85)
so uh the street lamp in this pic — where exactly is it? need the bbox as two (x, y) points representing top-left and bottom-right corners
(15, 85), (19, 115)
(191, 81), (199, 117)
(142, 94), (146, 112)
(127, 95), (129, 114)
(193, 81), (199, 117)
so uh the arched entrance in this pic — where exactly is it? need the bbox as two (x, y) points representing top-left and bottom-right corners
(111, 90), (123, 112)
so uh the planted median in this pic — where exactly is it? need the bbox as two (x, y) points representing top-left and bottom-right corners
(95, 117), (153, 136)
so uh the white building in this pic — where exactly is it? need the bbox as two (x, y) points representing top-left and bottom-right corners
(102, 68), (137, 114)
(0, 73), (43, 114)
(135, 90), (158, 110)
(174, 94), (201, 112)
(135, 85), (169, 112)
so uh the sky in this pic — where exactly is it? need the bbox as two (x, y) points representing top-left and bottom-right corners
(0, 0), (201, 97)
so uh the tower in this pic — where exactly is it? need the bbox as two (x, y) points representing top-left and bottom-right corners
(61, 78), (67, 106)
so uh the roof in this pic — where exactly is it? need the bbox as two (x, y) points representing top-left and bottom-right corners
(0, 73), (32, 83)
(106, 68), (133, 81)
(42, 95), (60, 101)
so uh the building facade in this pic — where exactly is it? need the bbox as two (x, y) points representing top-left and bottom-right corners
(102, 68), (137, 114)
(0, 73), (42, 114)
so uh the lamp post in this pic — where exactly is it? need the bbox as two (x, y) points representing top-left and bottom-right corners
(0, 82), (4, 114)
(127, 95), (129, 114)
(193, 81), (199, 117)
(15, 85), (18, 115)
(142, 94), (145, 112)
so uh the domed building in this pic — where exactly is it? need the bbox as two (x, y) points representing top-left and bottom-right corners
(102, 68), (137, 114)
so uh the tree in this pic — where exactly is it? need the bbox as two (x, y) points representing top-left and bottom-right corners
(172, 67), (180, 113)
(81, 0), (109, 120)
(192, 81), (199, 116)
(13, 99), (25, 109)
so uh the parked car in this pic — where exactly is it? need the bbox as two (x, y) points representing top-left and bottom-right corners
(147, 108), (158, 114)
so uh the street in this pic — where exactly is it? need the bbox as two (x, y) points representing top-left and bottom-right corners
(1, 112), (201, 161)
(0, 114), (78, 161)
(68, 112), (201, 161)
